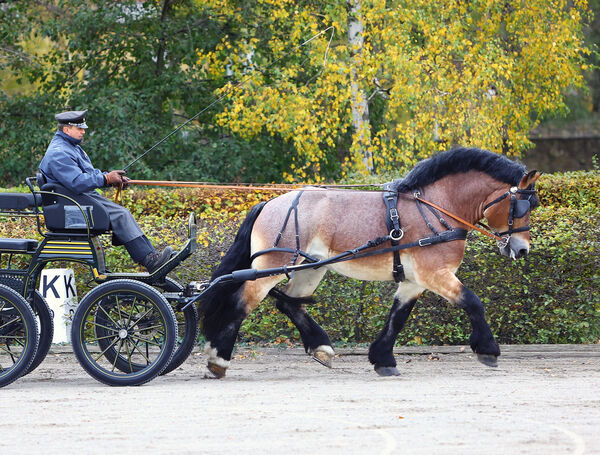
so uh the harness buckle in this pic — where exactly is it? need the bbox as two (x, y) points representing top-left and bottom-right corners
(496, 235), (510, 248)
(390, 228), (404, 241)
(418, 238), (431, 247)
(389, 208), (399, 220)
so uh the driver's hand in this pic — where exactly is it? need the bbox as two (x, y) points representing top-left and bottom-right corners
(104, 170), (127, 187)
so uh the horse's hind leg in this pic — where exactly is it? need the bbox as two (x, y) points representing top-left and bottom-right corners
(275, 268), (334, 367)
(369, 282), (424, 376)
(204, 275), (283, 378)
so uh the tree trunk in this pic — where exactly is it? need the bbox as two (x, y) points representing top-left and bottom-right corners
(155, 0), (175, 77)
(347, 0), (373, 173)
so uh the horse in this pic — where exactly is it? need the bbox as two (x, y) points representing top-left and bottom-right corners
(200, 147), (541, 378)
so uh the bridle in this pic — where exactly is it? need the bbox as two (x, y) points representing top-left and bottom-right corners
(482, 186), (537, 247)
(414, 184), (537, 249)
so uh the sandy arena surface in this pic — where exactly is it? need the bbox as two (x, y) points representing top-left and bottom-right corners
(1, 344), (599, 454)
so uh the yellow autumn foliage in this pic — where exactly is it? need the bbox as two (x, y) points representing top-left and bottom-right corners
(194, 0), (590, 182)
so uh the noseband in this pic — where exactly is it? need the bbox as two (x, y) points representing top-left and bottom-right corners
(483, 186), (537, 246)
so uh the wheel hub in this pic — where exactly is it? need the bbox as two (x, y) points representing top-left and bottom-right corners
(118, 328), (128, 339)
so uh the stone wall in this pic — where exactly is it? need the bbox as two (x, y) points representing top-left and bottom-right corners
(523, 136), (600, 172)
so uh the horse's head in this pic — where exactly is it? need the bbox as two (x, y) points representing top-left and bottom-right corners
(483, 170), (541, 259)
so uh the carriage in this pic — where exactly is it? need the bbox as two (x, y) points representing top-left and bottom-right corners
(0, 175), (201, 387)
(0, 148), (540, 387)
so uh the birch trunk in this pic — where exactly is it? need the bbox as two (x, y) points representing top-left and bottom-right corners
(347, 0), (373, 173)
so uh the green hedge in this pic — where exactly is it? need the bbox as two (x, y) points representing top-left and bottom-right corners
(1, 171), (599, 345)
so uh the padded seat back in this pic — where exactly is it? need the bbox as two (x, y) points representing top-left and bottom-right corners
(40, 183), (111, 234)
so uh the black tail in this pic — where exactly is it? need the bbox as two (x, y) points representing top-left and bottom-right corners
(200, 202), (267, 341)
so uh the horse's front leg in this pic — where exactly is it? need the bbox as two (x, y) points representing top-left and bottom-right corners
(368, 282), (424, 376)
(424, 269), (501, 366)
(459, 286), (501, 366)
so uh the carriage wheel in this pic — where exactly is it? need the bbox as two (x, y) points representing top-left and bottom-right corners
(0, 284), (39, 388)
(91, 277), (198, 376)
(71, 279), (177, 386)
(157, 277), (198, 375)
(23, 290), (54, 375)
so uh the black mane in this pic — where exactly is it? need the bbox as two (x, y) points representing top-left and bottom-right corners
(391, 147), (527, 193)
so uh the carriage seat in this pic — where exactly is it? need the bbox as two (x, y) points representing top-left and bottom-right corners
(0, 238), (38, 253)
(39, 181), (111, 235)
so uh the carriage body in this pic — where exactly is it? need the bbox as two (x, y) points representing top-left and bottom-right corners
(0, 177), (199, 387)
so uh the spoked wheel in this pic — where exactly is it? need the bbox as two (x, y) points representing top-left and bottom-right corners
(71, 279), (177, 386)
(23, 290), (54, 375)
(91, 278), (198, 376)
(157, 277), (198, 375)
(0, 284), (38, 388)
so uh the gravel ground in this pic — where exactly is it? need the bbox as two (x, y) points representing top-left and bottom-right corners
(1, 344), (599, 455)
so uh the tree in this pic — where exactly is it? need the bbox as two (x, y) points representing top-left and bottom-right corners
(0, 0), (593, 185)
(0, 0), (292, 185)
(196, 0), (591, 181)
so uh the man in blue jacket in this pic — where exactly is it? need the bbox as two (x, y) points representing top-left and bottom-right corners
(39, 109), (172, 273)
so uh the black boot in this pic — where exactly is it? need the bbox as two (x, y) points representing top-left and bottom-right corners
(143, 246), (174, 273)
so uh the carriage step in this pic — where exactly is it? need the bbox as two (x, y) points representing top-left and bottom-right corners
(0, 238), (38, 253)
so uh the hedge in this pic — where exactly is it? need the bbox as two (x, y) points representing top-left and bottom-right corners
(1, 171), (598, 346)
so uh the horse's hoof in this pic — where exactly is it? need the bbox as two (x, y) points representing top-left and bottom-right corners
(204, 362), (227, 379)
(477, 354), (498, 367)
(312, 351), (333, 368)
(375, 366), (401, 377)
(310, 345), (334, 368)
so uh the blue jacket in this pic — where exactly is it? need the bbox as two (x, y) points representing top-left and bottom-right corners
(39, 131), (106, 194)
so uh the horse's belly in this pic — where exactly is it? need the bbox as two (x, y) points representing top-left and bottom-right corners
(305, 236), (397, 281)
(328, 259), (394, 281)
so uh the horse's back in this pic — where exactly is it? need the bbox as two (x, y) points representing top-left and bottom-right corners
(251, 189), (390, 256)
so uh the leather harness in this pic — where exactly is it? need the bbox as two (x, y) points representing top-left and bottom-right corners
(249, 185), (472, 283)
(382, 183), (405, 282)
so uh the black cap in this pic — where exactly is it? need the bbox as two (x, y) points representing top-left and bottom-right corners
(55, 109), (88, 128)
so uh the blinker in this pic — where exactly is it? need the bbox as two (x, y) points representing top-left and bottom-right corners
(513, 199), (530, 219)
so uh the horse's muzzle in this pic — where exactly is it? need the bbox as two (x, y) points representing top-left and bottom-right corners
(499, 236), (529, 259)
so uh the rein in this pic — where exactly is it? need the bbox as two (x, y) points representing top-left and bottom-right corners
(413, 194), (504, 242)
(113, 179), (533, 247)
(113, 179), (385, 203)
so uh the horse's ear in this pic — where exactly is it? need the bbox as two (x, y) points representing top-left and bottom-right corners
(518, 170), (542, 189)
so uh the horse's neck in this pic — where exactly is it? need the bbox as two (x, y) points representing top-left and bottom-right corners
(425, 172), (506, 223)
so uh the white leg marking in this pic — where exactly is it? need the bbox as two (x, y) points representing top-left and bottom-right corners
(203, 342), (231, 368)
(394, 281), (425, 305)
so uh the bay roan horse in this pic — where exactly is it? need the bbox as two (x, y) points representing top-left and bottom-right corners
(200, 148), (540, 378)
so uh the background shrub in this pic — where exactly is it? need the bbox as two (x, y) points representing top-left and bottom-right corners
(1, 171), (598, 345)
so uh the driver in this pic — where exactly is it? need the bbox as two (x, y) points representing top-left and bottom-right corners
(38, 109), (173, 273)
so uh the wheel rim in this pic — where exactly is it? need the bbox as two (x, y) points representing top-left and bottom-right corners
(0, 297), (32, 377)
(79, 290), (171, 377)
(157, 278), (198, 375)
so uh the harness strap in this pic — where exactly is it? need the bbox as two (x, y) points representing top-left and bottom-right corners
(355, 229), (468, 257)
(207, 228), (470, 290)
(273, 191), (304, 269)
(415, 195), (504, 242)
(382, 182), (405, 282)
(250, 247), (319, 264)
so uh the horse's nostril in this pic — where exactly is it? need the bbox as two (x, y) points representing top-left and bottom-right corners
(517, 248), (528, 258)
